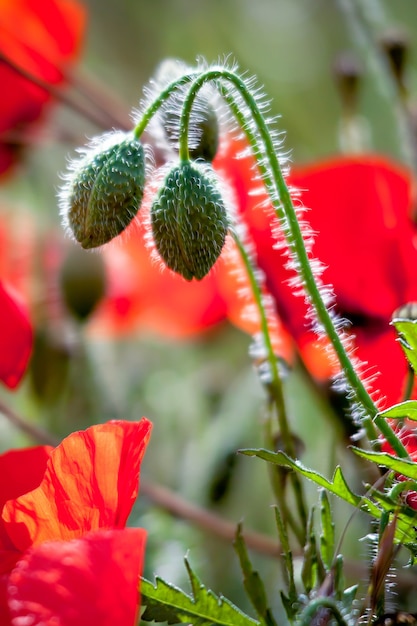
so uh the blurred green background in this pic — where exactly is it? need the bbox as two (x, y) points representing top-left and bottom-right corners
(2, 0), (417, 618)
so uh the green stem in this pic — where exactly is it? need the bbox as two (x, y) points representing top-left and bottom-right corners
(177, 66), (407, 458)
(296, 598), (348, 626)
(402, 366), (415, 402)
(133, 73), (197, 140)
(232, 229), (307, 542)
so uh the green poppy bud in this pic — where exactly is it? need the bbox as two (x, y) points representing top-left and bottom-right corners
(60, 132), (146, 249)
(151, 161), (229, 281)
(152, 58), (220, 162)
(60, 244), (106, 321)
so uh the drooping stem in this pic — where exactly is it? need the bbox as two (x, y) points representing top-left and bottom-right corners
(177, 66), (407, 458)
(134, 73), (198, 140)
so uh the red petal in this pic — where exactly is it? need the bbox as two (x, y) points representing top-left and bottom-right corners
(2, 419), (152, 550)
(0, 281), (33, 388)
(7, 527), (146, 626)
(0, 0), (86, 175)
(0, 446), (51, 509)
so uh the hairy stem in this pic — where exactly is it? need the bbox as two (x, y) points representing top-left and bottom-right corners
(177, 66), (406, 457)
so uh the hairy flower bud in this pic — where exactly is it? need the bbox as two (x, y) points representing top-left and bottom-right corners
(150, 161), (229, 281)
(60, 132), (146, 249)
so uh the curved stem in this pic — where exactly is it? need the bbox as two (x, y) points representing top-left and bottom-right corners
(133, 73), (198, 140)
(177, 67), (407, 458)
(296, 598), (348, 626)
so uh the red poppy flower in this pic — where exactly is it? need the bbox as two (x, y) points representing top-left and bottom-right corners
(0, 418), (152, 625)
(214, 136), (417, 407)
(0, 0), (86, 175)
(0, 280), (32, 388)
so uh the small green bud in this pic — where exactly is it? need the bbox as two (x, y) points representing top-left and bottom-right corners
(60, 132), (146, 249)
(151, 161), (229, 281)
(152, 58), (220, 162)
(163, 102), (219, 163)
(60, 244), (106, 321)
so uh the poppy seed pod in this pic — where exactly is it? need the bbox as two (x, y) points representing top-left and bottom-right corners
(150, 161), (229, 281)
(60, 133), (146, 249)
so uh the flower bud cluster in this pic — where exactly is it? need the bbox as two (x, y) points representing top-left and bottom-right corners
(59, 61), (230, 281)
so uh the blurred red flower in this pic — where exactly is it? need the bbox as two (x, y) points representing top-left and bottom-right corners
(0, 418), (152, 625)
(0, 0), (86, 175)
(0, 281), (32, 388)
(93, 217), (229, 339)
(214, 136), (417, 407)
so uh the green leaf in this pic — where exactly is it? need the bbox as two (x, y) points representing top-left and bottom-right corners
(273, 507), (297, 613)
(352, 448), (417, 481)
(379, 400), (417, 421)
(240, 448), (417, 554)
(240, 448), (378, 515)
(393, 319), (417, 373)
(301, 507), (325, 593)
(233, 523), (277, 626)
(141, 561), (260, 626)
(319, 489), (335, 570)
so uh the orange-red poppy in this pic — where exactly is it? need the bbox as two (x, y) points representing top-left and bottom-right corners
(0, 418), (152, 624)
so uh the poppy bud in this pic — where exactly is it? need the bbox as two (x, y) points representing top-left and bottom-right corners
(60, 244), (106, 321)
(60, 132), (146, 249)
(153, 58), (220, 162)
(333, 52), (362, 114)
(380, 29), (410, 94)
(150, 161), (229, 281)
(163, 102), (219, 163)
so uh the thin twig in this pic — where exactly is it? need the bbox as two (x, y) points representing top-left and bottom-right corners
(0, 399), (59, 446)
(140, 478), (283, 557)
(0, 52), (112, 130)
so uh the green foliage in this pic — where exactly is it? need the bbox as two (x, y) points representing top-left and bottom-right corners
(393, 319), (417, 374)
(233, 524), (277, 626)
(240, 448), (417, 556)
(352, 448), (417, 481)
(379, 400), (417, 421)
(140, 558), (260, 626)
(319, 489), (335, 570)
(273, 507), (298, 620)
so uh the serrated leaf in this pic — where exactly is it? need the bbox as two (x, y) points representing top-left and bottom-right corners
(240, 448), (378, 515)
(141, 568), (260, 626)
(352, 448), (417, 480)
(379, 400), (417, 421)
(393, 319), (417, 373)
(240, 449), (417, 552)
(320, 489), (335, 570)
(233, 524), (277, 626)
